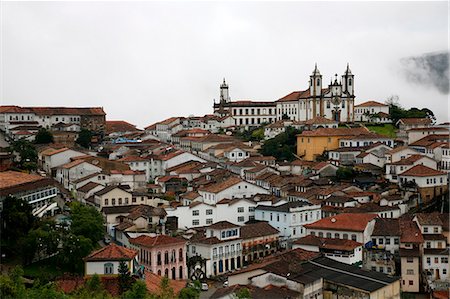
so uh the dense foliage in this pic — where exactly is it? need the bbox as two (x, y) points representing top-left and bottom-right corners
(336, 167), (356, 180)
(69, 202), (105, 244)
(234, 127), (265, 142)
(259, 126), (301, 162)
(35, 128), (54, 144)
(8, 140), (38, 171)
(76, 129), (93, 148)
(386, 95), (435, 125)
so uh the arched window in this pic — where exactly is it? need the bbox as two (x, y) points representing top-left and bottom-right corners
(171, 250), (176, 263)
(326, 232), (332, 238)
(179, 266), (183, 279)
(335, 233), (340, 239)
(171, 267), (176, 280)
(343, 234), (348, 240)
(351, 234), (357, 241)
(179, 248), (183, 261)
(157, 270), (161, 276)
(317, 78), (320, 86)
(349, 78), (352, 86)
(164, 251), (169, 264)
(157, 252), (162, 265)
(318, 232), (323, 237)
(164, 268), (169, 277)
(104, 263), (114, 274)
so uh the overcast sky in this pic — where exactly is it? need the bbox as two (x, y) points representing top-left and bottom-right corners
(1, 1), (448, 128)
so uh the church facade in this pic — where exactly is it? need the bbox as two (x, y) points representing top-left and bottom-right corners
(213, 64), (356, 127)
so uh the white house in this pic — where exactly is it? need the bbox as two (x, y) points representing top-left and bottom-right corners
(84, 243), (139, 276)
(187, 221), (243, 277)
(166, 198), (270, 229)
(407, 127), (449, 145)
(118, 156), (151, 181)
(304, 213), (378, 244)
(354, 101), (390, 123)
(55, 160), (102, 190)
(385, 146), (421, 164)
(292, 235), (363, 265)
(413, 214), (449, 282)
(385, 154), (438, 183)
(39, 147), (86, 174)
(255, 201), (322, 242)
(87, 185), (134, 210)
(198, 176), (269, 205)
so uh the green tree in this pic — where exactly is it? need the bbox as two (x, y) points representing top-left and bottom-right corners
(69, 202), (105, 244)
(386, 95), (435, 125)
(118, 261), (134, 294)
(260, 126), (301, 162)
(25, 283), (68, 299)
(35, 128), (54, 144)
(76, 129), (93, 148)
(122, 280), (149, 299)
(59, 233), (93, 273)
(0, 267), (27, 299)
(178, 284), (200, 299)
(158, 276), (174, 299)
(9, 139), (38, 170)
(336, 167), (356, 180)
(0, 275), (17, 299)
(234, 287), (251, 299)
(1, 196), (36, 260)
(24, 220), (61, 264)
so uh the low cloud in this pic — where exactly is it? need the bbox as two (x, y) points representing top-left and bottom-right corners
(400, 51), (449, 94)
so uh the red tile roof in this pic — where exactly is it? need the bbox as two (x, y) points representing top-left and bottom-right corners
(277, 88), (329, 102)
(198, 176), (243, 193)
(400, 217), (424, 243)
(84, 243), (137, 261)
(398, 118), (432, 125)
(144, 271), (186, 296)
(41, 147), (70, 156)
(129, 235), (186, 248)
(0, 170), (47, 189)
(294, 235), (362, 251)
(355, 100), (388, 107)
(0, 106), (105, 115)
(105, 120), (138, 134)
(304, 213), (377, 232)
(299, 127), (370, 137)
(399, 164), (446, 177)
(390, 154), (429, 165)
(208, 221), (240, 230)
(304, 116), (337, 125)
(117, 155), (149, 162)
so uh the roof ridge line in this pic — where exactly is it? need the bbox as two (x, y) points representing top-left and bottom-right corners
(308, 259), (390, 286)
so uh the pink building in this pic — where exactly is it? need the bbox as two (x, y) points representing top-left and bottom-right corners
(129, 235), (187, 280)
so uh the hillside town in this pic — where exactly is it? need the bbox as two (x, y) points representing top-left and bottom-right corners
(0, 65), (448, 299)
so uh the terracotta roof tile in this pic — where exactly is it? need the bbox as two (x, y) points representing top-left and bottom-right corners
(198, 176), (243, 193)
(240, 222), (279, 239)
(208, 221), (240, 230)
(399, 164), (446, 177)
(84, 243), (137, 261)
(304, 213), (377, 232)
(0, 171), (47, 189)
(299, 127), (370, 137)
(129, 235), (186, 247)
(294, 235), (362, 251)
(105, 120), (137, 134)
(355, 100), (388, 107)
(144, 271), (186, 296)
(398, 118), (432, 125)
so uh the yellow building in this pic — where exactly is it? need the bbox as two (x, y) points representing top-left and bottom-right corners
(297, 127), (369, 161)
